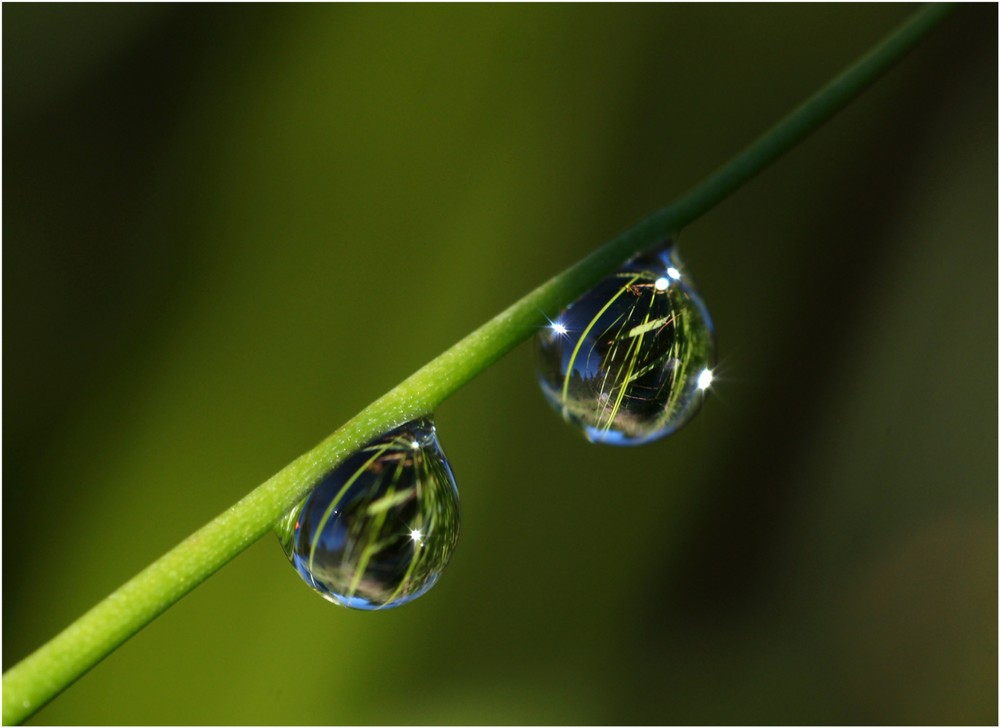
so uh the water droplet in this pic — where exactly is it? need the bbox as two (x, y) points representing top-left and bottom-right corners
(535, 242), (716, 445)
(277, 417), (460, 609)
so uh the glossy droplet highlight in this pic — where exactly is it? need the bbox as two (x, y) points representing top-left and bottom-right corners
(277, 417), (460, 610)
(535, 243), (716, 445)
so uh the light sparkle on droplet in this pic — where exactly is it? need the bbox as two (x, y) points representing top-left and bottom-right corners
(654, 277), (670, 291)
(667, 267), (681, 280)
(550, 321), (568, 336)
(410, 529), (423, 543)
(696, 368), (714, 390)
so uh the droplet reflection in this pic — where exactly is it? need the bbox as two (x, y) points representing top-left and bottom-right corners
(535, 242), (717, 445)
(276, 417), (460, 610)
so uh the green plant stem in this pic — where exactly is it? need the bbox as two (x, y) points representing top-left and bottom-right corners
(2, 5), (951, 724)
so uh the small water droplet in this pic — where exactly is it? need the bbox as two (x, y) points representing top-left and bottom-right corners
(536, 242), (716, 445)
(277, 417), (460, 609)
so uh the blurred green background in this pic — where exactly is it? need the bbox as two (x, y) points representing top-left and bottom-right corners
(3, 4), (996, 725)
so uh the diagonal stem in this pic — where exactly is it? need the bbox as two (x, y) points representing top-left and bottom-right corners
(1, 4), (953, 724)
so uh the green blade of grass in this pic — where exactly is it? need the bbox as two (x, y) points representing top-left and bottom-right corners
(1, 4), (953, 724)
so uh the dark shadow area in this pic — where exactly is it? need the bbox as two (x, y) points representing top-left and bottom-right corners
(621, 7), (997, 723)
(2, 6), (231, 636)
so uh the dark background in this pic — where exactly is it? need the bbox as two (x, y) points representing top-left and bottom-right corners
(4, 4), (996, 724)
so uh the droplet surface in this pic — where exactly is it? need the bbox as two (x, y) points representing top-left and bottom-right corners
(535, 243), (716, 445)
(277, 417), (460, 610)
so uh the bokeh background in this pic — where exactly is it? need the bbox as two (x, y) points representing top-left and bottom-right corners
(3, 4), (996, 725)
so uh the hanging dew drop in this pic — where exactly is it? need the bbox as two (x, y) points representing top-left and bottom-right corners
(276, 417), (460, 610)
(535, 242), (716, 445)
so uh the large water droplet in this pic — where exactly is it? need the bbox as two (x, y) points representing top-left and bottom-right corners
(535, 243), (716, 445)
(277, 417), (460, 610)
